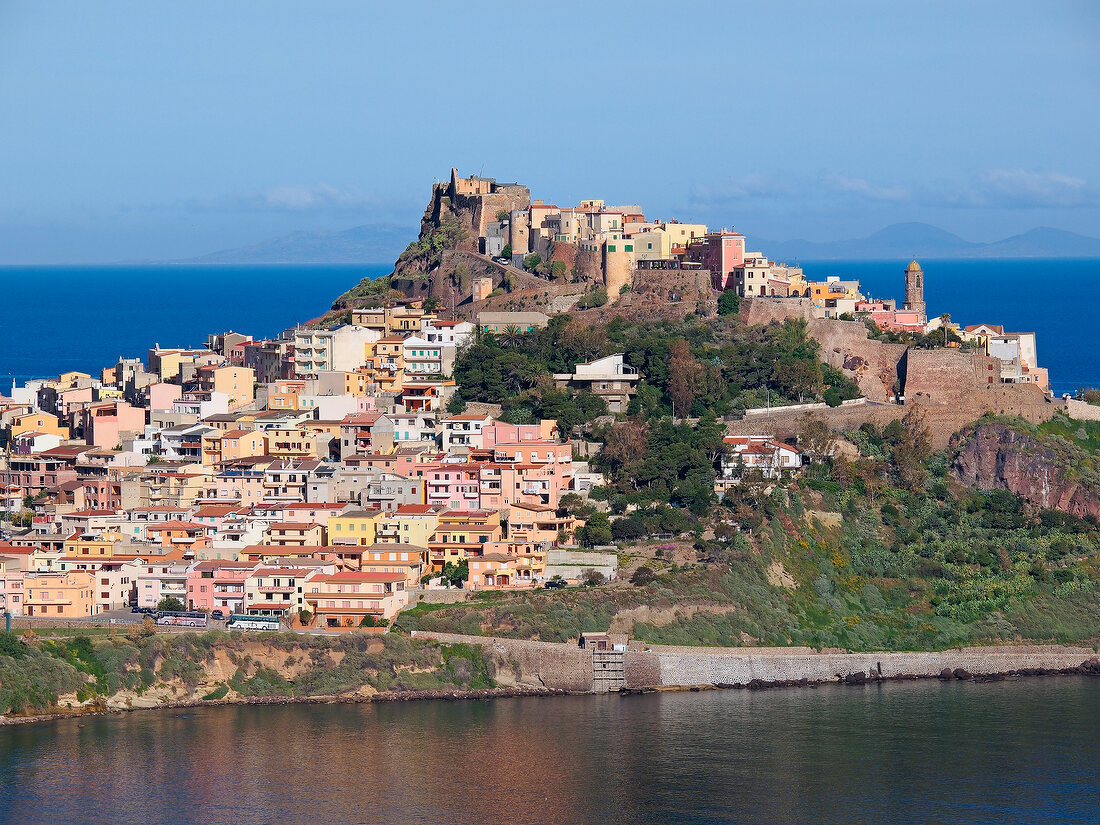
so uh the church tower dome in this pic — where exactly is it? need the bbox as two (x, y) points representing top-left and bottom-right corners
(903, 260), (926, 322)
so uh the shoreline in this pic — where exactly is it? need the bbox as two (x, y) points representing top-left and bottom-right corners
(4, 654), (1098, 728)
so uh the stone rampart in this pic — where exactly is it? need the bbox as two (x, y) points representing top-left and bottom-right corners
(1067, 399), (1100, 422)
(742, 298), (906, 402)
(410, 631), (593, 692)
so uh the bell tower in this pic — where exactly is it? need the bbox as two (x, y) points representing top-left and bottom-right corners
(903, 260), (926, 322)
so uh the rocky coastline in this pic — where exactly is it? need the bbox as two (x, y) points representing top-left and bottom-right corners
(4, 647), (1098, 728)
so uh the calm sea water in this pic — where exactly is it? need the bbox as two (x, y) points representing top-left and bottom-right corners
(0, 264), (390, 389)
(1, 679), (1098, 825)
(0, 259), (1096, 396)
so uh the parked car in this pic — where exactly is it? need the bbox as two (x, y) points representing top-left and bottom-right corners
(544, 579), (567, 589)
(130, 605), (144, 613)
(210, 609), (226, 621)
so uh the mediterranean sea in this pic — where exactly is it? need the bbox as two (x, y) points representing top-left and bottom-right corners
(0, 259), (1097, 396)
(0, 263), (389, 391)
(1, 678), (1098, 824)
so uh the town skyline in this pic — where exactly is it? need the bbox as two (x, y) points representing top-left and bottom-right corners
(1, 1), (1097, 263)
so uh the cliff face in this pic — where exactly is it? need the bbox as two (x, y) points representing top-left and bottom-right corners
(952, 423), (1100, 517)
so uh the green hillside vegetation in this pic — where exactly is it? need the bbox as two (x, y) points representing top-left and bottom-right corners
(397, 414), (1100, 651)
(0, 630), (496, 716)
(452, 313), (860, 428)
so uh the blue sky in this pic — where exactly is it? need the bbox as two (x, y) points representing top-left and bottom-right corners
(1, 0), (1097, 263)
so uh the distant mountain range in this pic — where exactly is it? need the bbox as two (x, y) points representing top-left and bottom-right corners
(172, 222), (415, 265)
(756, 223), (1100, 261)
(168, 220), (1100, 265)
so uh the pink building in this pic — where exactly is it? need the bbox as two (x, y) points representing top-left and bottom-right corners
(186, 559), (255, 613)
(425, 465), (481, 510)
(685, 230), (746, 290)
(146, 382), (183, 413)
(857, 301), (926, 333)
(78, 401), (146, 449)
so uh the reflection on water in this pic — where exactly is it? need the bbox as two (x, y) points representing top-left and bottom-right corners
(2, 678), (1098, 825)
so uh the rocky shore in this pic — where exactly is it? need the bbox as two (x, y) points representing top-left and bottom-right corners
(0, 684), (583, 727)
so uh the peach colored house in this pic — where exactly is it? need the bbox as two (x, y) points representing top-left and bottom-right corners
(196, 365), (255, 407)
(145, 521), (214, 554)
(427, 509), (503, 572)
(467, 552), (539, 590)
(23, 570), (97, 617)
(303, 570), (409, 629)
(9, 411), (69, 439)
(507, 501), (575, 544)
(262, 521), (325, 547)
(0, 555), (27, 615)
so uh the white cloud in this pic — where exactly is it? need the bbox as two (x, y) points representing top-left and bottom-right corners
(821, 173), (910, 202)
(688, 173), (799, 205)
(249, 184), (373, 212)
(965, 168), (1091, 208)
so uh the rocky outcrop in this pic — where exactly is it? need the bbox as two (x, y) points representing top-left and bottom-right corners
(952, 422), (1100, 517)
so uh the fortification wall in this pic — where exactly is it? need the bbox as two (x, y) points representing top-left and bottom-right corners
(743, 298), (905, 402)
(904, 349), (1052, 422)
(1067, 399), (1100, 422)
(604, 251), (632, 303)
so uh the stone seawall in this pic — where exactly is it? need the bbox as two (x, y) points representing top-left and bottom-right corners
(649, 645), (1097, 687)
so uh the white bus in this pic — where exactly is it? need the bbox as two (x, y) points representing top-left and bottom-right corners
(226, 614), (282, 632)
(155, 610), (209, 628)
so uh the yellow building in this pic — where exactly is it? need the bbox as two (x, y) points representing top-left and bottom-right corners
(62, 531), (125, 565)
(196, 365), (255, 407)
(328, 508), (387, 546)
(362, 336), (406, 393)
(203, 428), (267, 465)
(23, 570), (97, 617)
(376, 504), (441, 547)
(263, 427), (322, 459)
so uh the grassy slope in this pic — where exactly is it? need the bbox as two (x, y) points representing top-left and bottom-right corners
(397, 417), (1100, 652)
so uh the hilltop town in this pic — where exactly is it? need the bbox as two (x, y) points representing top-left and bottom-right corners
(1, 168), (1099, 660)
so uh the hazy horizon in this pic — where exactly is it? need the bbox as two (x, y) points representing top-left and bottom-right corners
(1, 1), (1097, 264)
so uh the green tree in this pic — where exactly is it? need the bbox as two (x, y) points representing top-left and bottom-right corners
(580, 512), (613, 547)
(157, 597), (184, 612)
(523, 253), (542, 272)
(500, 244), (512, 259)
(717, 290), (741, 316)
(442, 560), (469, 587)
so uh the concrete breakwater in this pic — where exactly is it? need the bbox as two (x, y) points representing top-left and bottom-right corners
(410, 632), (1100, 692)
